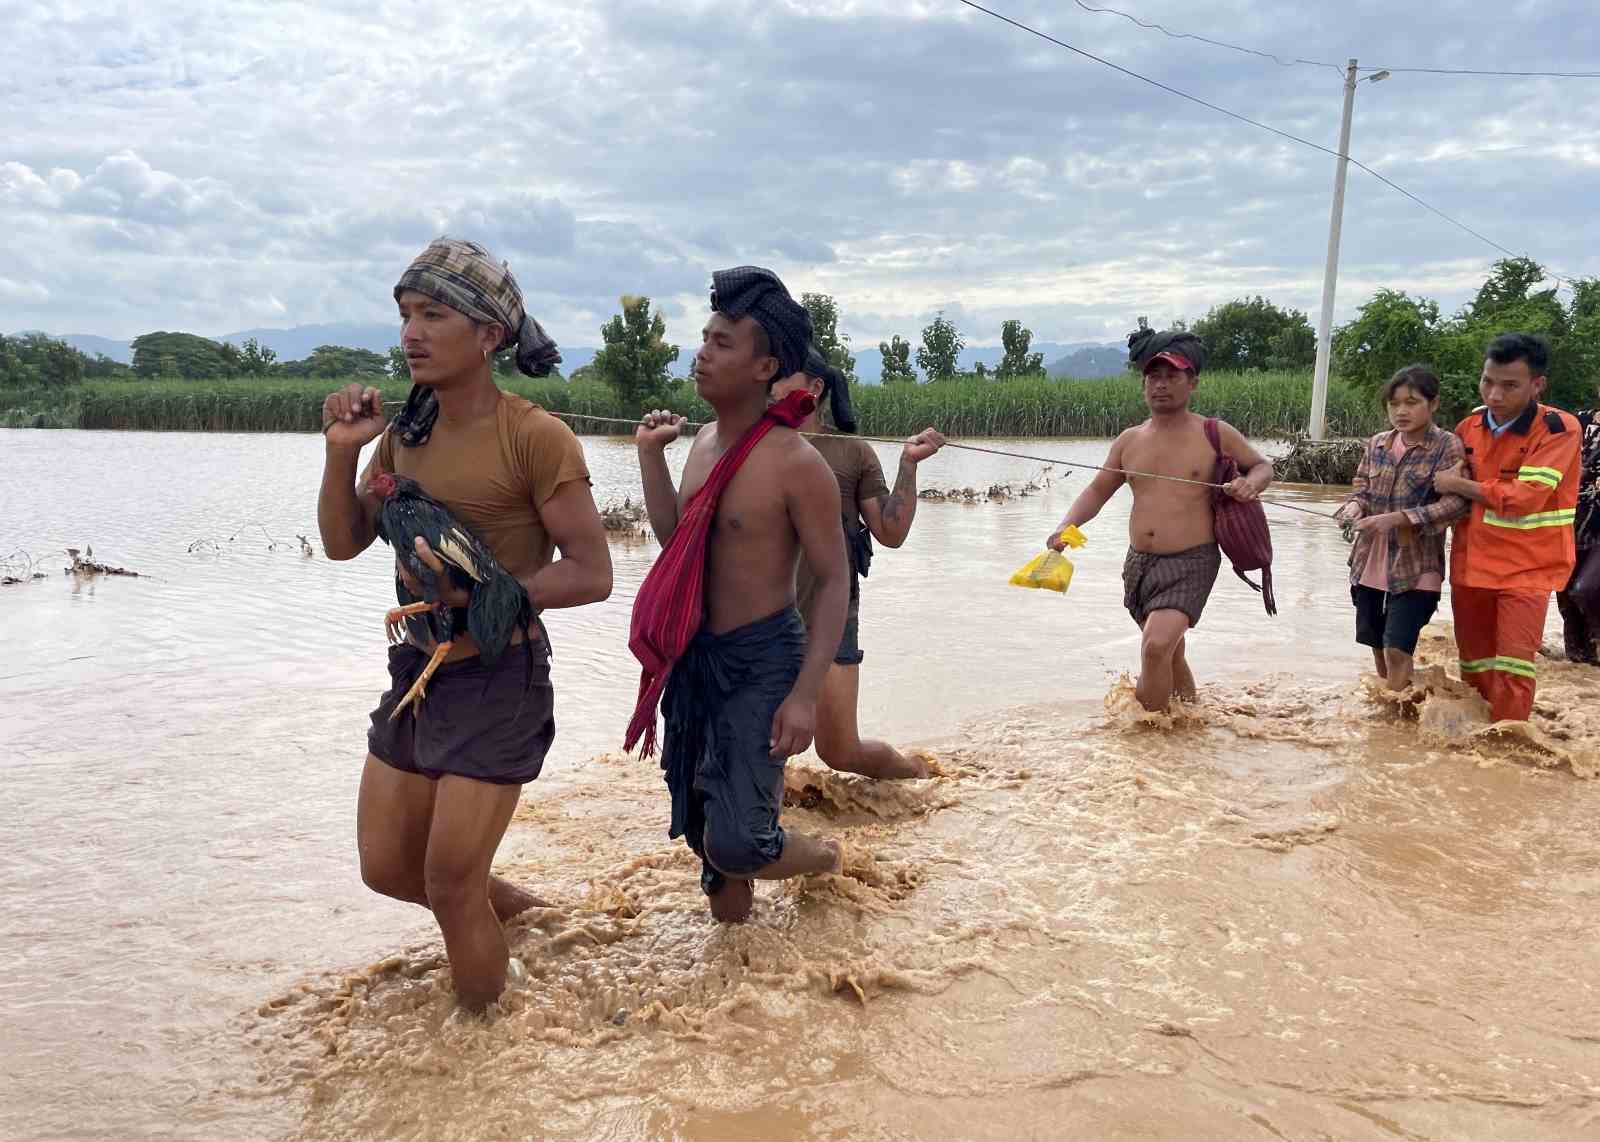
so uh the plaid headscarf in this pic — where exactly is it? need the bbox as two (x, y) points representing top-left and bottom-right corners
(389, 238), (561, 446)
(710, 266), (813, 379)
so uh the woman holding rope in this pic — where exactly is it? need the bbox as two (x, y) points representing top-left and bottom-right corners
(1333, 365), (1468, 692)
(770, 348), (946, 780)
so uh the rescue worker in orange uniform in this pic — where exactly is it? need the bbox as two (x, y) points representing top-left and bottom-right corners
(1434, 333), (1581, 723)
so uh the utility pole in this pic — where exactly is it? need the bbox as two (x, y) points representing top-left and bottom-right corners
(1308, 59), (1358, 441)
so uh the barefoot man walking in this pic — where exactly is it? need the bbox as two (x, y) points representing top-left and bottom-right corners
(630, 267), (850, 923)
(318, 238), (613, 1011)
(1046, 329), (1274, 712)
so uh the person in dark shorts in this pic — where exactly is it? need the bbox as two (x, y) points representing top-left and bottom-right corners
(769, 348), (946, 780)
(661, 609), (806, 897)
(1122, 543), (1223, 629)
(1334, 365), (1469, 690)
(317, 238), (612, 1012)
(634, 266), (850, 923)
(1047, 329), (1273, 711)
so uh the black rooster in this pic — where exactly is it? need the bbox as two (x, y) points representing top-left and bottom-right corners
(365, 472), (536, 718)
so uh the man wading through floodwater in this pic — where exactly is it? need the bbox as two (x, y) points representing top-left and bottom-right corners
(1046, 329), (1274, 712)
(769, 347), (946, 779)
(630, 267), (850, 923)
(318, 238), (613, 1011)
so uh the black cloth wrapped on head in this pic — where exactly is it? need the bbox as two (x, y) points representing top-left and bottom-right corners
(805, 343), (858, 434)
(710, 266), (814, 379)
(1128, 328), (1209, 376)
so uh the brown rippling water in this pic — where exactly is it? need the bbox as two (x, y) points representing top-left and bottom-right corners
(2, 427), (1597, 1141)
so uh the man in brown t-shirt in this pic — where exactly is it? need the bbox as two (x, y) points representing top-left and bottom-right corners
(317, 239), (612, 1012)
(771, 351), (945, 779)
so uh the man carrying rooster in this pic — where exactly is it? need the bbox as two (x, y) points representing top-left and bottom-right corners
(318, 238), (613, 1012)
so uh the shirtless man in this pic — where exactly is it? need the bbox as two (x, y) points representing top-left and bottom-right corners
(1047, 329), (1273, 711)
(633, 266), (850, 923)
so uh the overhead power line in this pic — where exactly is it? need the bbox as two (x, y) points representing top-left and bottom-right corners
(956, 0), (1575, 285)
(1069, 0), (1344, 74)
(1070, 0), (1600, 79)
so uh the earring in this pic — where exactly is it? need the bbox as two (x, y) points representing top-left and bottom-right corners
(482, 348), (489, 363)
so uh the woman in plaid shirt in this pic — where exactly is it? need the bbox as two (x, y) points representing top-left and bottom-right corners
(1335, 366), (1471, 690)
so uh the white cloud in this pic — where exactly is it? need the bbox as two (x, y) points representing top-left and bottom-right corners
(0, 0), (1595, 348)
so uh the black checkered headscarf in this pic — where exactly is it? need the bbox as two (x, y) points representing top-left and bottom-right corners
(710, 266), (814, 379)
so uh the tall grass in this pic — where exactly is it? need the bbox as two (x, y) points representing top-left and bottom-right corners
(1, 371), (1383, 438)
(854, 372), (1380, 438)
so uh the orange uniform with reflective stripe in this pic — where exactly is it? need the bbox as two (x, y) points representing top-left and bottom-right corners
(1450, 402), (1580, 592)
(1449, 401), (1580, 722)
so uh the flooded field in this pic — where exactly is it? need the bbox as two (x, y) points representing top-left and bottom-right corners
(2, 427), (1595, 1141)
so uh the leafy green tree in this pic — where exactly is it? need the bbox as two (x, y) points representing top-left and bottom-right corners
(996, 319), (1045, 379)
(878, 335), (916, 384)
(1191, 296), (1317, 371)
(387, 346), (409, 381)
(916, 312), (963, 382)
(239, 337), (277, 376)
(802, 292), (856, 383)
(1468, 256), (1548, 316)
(592, 295), (680, 412)
(305, 345), (389, 378)
(1331, 259), (1595, 420)
(0, 333), (87, 386)
(1332, 290), (1444, 387)
(131, 331), (233, 379)
(82, 352), (130, 379)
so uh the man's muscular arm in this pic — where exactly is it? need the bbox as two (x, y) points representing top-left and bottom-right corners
(770, 445), (850, 758)
(1047, 432), (1128, 549)
(636, 409), (686, 544)
(317, 383), (384, 560)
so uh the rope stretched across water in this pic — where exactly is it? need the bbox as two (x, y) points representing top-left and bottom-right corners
(353, 401), (1338, 521)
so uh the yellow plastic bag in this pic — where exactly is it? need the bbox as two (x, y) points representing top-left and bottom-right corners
(1008, 526), (1086, 594)
(1009, 550), (1075, 593)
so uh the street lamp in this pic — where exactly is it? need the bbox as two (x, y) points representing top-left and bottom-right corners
(1308, 61), (1388, 440)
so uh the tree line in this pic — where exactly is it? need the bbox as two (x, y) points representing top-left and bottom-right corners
(6, 258), (1592, 425)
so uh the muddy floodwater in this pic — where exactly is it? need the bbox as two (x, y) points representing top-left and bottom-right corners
(3, 426), (1597, 1141)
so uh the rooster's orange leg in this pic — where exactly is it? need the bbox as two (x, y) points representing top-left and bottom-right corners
(389, 640), (453, 721)
(385, 601), (435, 645)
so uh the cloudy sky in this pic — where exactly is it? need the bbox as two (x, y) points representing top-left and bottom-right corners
(4, 0), (1598, 351)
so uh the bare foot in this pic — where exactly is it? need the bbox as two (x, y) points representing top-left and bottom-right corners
(708, 878), (754, 923)
(490, 877), (550, 922)
(876, 748), (930, 780)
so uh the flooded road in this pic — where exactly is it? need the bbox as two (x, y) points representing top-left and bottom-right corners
(2, 426), (1596, 1141)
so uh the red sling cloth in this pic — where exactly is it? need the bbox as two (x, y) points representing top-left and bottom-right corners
(624, 390), (817, 756)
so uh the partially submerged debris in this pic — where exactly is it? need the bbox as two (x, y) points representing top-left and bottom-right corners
(66, 545), (140, 578)
(920, 467), (1054, 504)
(1274, 434), (1363, 485)
(599, 496), (650, 541)
(2, 549), (45, 586)
(187, 525), (316, 557)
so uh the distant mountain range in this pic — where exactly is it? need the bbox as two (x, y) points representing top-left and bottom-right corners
(20, 325), (601, 374)
(852, 340), (1126, 382)
(21, 326), (1126, 381)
